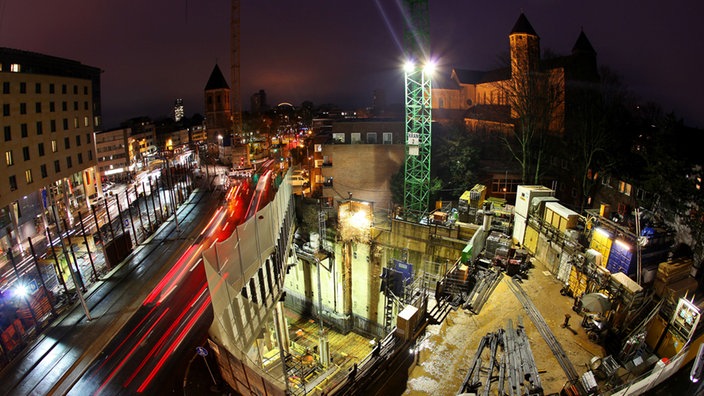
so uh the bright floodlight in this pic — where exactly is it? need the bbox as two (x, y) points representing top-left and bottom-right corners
(423, 60), (436, 75)
(15, 283), (29, 298)
(403, 60), (415, 73)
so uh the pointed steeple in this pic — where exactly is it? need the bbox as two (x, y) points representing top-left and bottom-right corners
(205, 64), (229, 91)
(572, 29), (596, 55)
(510, 13), (538, 36)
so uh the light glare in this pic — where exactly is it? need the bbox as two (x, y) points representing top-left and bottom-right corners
(404, 61), (415, 73)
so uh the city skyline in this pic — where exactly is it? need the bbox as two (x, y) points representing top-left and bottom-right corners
(1, 1), (702, 128)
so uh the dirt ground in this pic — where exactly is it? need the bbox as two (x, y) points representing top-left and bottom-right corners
(404, 258), (605, 395)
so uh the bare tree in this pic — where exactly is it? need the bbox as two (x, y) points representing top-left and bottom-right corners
(568, 67), (632, 212)
(495, 62), (564, 184)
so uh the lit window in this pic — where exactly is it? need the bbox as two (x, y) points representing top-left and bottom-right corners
(10, 63), (20, 72)
(25, 169), (33, 184)
(5, 150), (14, 166)
(383, 132), (393, 144)
(618, 181), (632, 196)
(52, 140), (57, 152)
(332, 133), (345, 143)
(84, 116), (89, 127)
(351, 133), (361, 144)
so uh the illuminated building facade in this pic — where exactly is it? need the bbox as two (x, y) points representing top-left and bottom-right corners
(0, 47), (101, 256)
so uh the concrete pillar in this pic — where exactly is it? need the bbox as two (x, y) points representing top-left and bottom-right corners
(9, 201), (25, 255)
(273, 301), (290, 354)
(343, 241), (352, 317)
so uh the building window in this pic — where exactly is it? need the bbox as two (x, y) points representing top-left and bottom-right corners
(62, 101), (67, 111)
(4, 126), (11, 141)
(54, 159), (60, 173)
(351, 133), (361, 144)
(84, 116), (89, 127)
(73, 85), (78, 95)
(62, 84), (67, 94)
(49, 83), (55, 94)
(50, 120), (56, 132)
(21, 124), (28, 138)
(2, 103), (9, 116)
(40, 164), (47, 178)
(66, 156), (72, 168)
(20, 103), (26, 114)
(19, 82), (26, 93)
(332, 133), (345, 143)
(11, 64), (21, 72)
(366, 132), (377, 144)
(383, 132), (393, 144)
(86, 133), (91, 144)
(5, 150), (13, 166)
(9, 175), (17, 191)
(22, 146), (30, 161)
(38, 143), (45, 156)
(63, 118), (68, 130)
(88, 150), (93, 160)
(36, 121), (43, 135)
(76, 135), (81, 146)
(35, 83), (41, 94)
(636, 188), (647, 201)
(77, 152), (83, 164)
(73, 101), (78, 111)
(73, 117), (78, 128)
(52, 140), (57, 152)
(2, 81), (9, 94)
(25, 169), (33, 184)
(35, 102), (42, 113)
(64, 137), (70, 149)
(83, 86), (88, 95)
(618, 181), (632, 196)
(84, 102), (88, 111)
(49, 102), (55, 112)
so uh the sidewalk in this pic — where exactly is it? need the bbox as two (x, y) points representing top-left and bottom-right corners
(0, 182), (196, 370)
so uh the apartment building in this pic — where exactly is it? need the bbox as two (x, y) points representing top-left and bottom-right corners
(0, 47), (101, 255)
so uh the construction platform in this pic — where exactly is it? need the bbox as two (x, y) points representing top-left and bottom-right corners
(404, 257), (605, 395)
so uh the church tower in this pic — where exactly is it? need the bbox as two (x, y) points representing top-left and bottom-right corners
(204, 64), (232, 144)
(509, 13), (540, 82)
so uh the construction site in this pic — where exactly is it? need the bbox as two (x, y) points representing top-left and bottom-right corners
(195, 1), (704, 395)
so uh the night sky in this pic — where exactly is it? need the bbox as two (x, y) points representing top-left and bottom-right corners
(2, 1), (702, 129)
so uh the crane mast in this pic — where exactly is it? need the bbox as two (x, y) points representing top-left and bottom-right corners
(230, 0), (242, 139)
(403, 0), (432, 221)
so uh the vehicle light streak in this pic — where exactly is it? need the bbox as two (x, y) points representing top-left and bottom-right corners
(94, 305), (159, 373)
(142, 245), (198, 306)
(137, 291), (211, 393)
(199, 207), (223, 236)
(95, 308), (171, 395)
(124, 284), (207, 388)
(189, 258), (202, 272)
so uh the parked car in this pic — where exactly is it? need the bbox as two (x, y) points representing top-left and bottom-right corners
(290, 174), (309, 187)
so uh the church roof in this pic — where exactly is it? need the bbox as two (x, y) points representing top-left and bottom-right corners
(510, 13), (538, 36)
(572, 30), (596, 54)
(205, 64), (229, 91)
(453, 68), (510, 85)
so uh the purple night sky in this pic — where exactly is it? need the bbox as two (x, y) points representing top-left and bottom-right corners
(2, 1), (702, 128)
